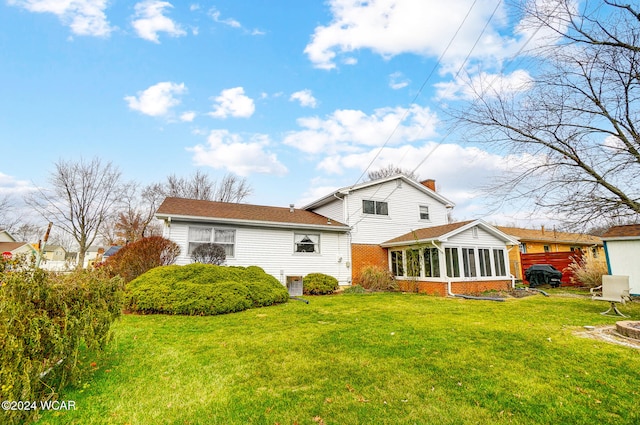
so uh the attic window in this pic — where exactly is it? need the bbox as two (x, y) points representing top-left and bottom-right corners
(419, 205), (430, 220)
(363, 200), (388, 216)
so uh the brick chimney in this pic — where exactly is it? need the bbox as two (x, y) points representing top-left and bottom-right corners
(421, 179), (436, 192)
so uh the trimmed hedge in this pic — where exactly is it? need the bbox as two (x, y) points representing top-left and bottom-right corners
(125, 264), (289, 315)
(0, 268), (123, 425)
(303, 273), (339, 295)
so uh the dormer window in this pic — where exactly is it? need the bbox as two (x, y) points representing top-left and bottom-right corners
(363, 200), (388, 216)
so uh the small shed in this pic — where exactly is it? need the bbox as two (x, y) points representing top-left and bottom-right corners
(602, 224), (640, 296)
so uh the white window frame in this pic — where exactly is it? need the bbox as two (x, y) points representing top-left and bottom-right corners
(188, 226), (236, 258)
(419, 205), (430, 221)
(362, 199), (389, 216)
(294, 233), (320, 254)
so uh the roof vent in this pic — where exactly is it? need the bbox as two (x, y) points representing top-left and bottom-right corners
(289, 204), (295, 213)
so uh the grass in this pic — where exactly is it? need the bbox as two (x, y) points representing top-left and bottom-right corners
(37, 292), (640, 425)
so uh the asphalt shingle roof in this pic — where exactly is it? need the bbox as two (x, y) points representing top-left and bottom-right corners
(602, 224), (640, 239)
(156, 197), (348, 229)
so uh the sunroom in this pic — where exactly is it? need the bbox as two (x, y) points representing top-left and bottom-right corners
(381, 220), (520, 296)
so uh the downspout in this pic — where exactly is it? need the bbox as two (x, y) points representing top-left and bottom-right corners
(335, 192), (352, 284)
(506, 245), (516, 289)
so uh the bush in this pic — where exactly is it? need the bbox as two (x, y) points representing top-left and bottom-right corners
(343, 284), (366, 294)
(191, 243), (226, 265)
(358, 265), (398, 292)
(103, 236), (180, 282)
(567, 254), (609, 288)
(303, 273), (339, 295)
(0, 268), (123, 425)
(125, 263), (289, 315)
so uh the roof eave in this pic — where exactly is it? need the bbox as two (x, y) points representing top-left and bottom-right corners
(155, 212), (351, 232)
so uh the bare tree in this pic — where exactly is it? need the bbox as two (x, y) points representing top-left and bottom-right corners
(26, 158), (122, 267)
(215, 173), (252, 202)
(0, 195), (19, 231)
(453, 0), (640, 228)
(367, 164), (420, 182)
(156, 170), (252, 203)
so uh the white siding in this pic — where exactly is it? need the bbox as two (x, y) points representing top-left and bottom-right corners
(606, 240), (640, 295)
(447, 226), (506, 247)
(345, 180), (450, 244)
(311, 198), (345, 223)
(164, 221), (351, 285)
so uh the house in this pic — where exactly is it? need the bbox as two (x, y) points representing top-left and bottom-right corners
(155, 198), (352, 290)
(156, 174), (520, 295)
(496, 226), (604, 280)
(0, 229), (38, 261)
(602, 224), (640, 296)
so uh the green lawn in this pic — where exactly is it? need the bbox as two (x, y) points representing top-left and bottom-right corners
(37, 292), (640, 425)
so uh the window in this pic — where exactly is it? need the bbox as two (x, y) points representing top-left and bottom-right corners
(423, 247), (440, 277)
(363, 200), (388, 216)
(188, 227), (236, 257)
(445, 247), (460, 277)
(462, 248), (477, 277)
(391, 251), (404, 277)
(591, 247), (599, 258)
(493, 249), (507, 276)
(478, 248), (492, 277)
(419, 205), (430, 220)
(294, 233), (319, 253)
(544, 245), (550, 252)
(406, 249), (421, 277)
(519, 243), (527, 253)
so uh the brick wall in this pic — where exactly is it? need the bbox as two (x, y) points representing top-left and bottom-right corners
(397, 279), (512, 297)
(351, 243), (388, 285)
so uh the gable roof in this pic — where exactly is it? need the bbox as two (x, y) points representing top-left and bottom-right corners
(602, 224), (640, 240)
(0, 241), (36, 254)
(156, 197), (350, 231)
(382, 220), (519, 247)
(496, 226), (602, 246)
(302, 174), (455, 211)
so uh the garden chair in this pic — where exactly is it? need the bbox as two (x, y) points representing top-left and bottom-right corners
(591, 275), (631, 317)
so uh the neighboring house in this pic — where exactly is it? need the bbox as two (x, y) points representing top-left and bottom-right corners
(38, 244), (70, 271)
(156, 174), (520, 295)
(0, 229), (38, 261)
(43, 245), (67, 261)
(496, 226), (604, 280)
(602, 224), (640, 296)
(102, 246), (122, 262)
(83, 246), (105, 269)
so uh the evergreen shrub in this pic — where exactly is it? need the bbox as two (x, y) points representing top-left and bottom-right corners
(303, 273), (339, 295)
(0, 268), (123, 425)
(125, 263), (289, 315)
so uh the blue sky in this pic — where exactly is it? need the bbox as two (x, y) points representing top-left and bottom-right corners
(0, 0), (562, 226)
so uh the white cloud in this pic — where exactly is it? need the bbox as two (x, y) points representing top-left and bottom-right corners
(289, 89), (318, 108)
(209, 87), (255, 119)
(435, 69), (533, 101)
(283, 105), (439, 155)
(389, 72), (410, 90)
(8, 0), (112, 36)
(188, 130), (287, 176)
(304, 0), (528, 71)
(210, 8), (241, 28)
(124, 81), (186, 117)
(0, 172), (36, 196)
(131, 0), (186, 43)
(180, 111), (196, 122)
